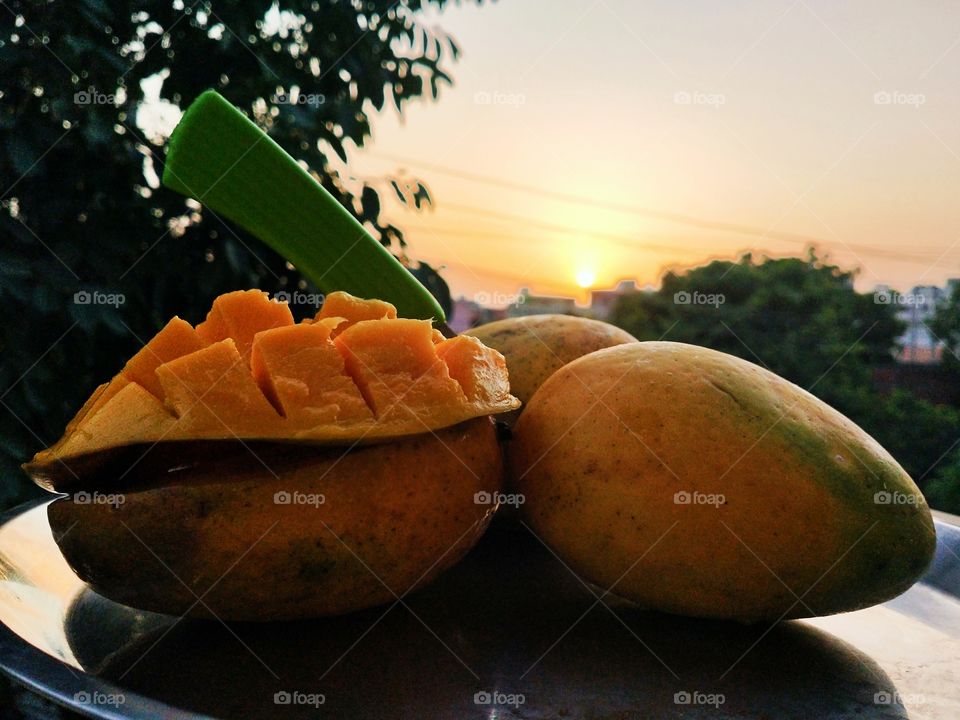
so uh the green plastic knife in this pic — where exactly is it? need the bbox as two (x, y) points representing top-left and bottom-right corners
(162, 90), (446, 324)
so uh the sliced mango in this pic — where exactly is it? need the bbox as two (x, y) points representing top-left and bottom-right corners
(251, 321), (372, 424)
(157, 338), (282, 436)
(56, 382), (176, 458)
(26, 291), (520, 481)
(196, 290), (294, 360)
(335, 318), (467, 425)
(435, 335), (511, 405)
(82, 317), (207, 422)
(314, 292), (397, 336)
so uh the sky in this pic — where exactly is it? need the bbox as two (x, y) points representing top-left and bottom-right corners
(337, 0), (960, 305)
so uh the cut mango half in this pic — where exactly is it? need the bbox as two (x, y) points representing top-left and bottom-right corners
(26, 290), (519, 482)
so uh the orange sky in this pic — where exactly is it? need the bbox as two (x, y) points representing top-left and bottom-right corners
(335, 1), (960, 305)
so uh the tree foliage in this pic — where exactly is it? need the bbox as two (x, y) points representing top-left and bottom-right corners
(611, 252), (902, 408)
(932, 280), (960, 370)
(0, 0), (473, 506)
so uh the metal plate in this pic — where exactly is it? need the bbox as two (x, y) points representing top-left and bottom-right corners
(0, 498), (958, 719)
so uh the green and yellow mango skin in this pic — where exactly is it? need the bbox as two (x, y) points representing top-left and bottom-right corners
(48, 417), (501, 622)
(510, 342), (936, 622)
(467, 314), (637, 412)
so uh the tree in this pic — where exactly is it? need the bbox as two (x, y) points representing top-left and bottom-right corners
(932, 280), (960, 370)
(0, 1), (475, 506)
(610, 251), (960, 494)
(926, 447), (960, 514)
(611, 252), (902, 409)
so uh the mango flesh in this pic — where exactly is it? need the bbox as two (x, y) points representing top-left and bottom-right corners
(510, 342), (936, 622)
(466, 314), (637, 410)
(27, 290), (518, 483)
(250, 320), (372, 424)
(48, 417), (502, 621)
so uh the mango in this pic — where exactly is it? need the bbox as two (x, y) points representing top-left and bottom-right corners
(510, 342), (936, 622)
(26, 290), (519, 621)
(467, 314), (637, 411)
(48, 417), (501, 621)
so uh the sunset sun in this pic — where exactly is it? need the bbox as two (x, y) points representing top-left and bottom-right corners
(575, 267), (596, 288)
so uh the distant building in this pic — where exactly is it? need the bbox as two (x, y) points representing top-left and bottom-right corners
(875, 282), (956, 365)
(506, 288), (576, 317)
(449, 297), (506, 333)
(589, 280), (641, 320)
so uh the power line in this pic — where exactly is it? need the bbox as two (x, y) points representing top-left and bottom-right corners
(424, 203), (953, 267)
(417, 255), (578, 294)
(406, 224), (730, 258)
(371, 151), (831, 245)
(370, 153), (958, 268)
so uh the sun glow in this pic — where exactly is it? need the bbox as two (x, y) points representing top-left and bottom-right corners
(575, 267), (596, 288)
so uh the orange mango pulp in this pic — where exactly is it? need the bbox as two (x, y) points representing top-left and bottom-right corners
(32, 290), (519, 464)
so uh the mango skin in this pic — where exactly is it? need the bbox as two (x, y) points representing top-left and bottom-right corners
(510, 342), (936, 622)
(49, 418), (501, 621)
(467, 315), (637, 410)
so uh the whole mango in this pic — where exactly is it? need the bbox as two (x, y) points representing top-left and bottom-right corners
(510, 342), (936, 622)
